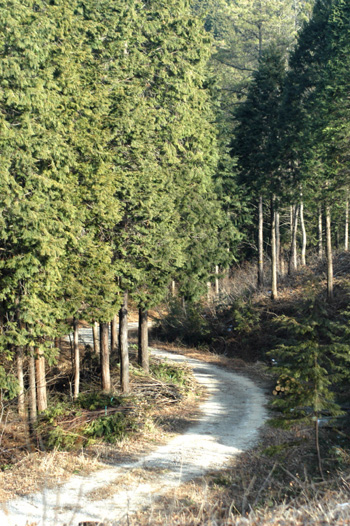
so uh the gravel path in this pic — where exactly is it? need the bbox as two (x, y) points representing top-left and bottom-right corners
(0, 348), (268, 526)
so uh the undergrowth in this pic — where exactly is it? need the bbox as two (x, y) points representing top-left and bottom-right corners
(34, 356), (197, 452)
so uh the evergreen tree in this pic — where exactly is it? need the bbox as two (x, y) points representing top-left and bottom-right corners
(231, 47), (286, 293)
(269, 293), (350, 476)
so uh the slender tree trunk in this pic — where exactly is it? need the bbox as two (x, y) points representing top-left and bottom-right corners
(258, 195), (264, 287)
(28, 352), (37, 428)
(275, 211), (280, 276)
(326, 204), (334, 301)
(289, 204), (299, 274)
(271, 197), (278, 300)
(318, 206), (323, 258)
(215, 265), (220, 295)
(345, 195), (349, 251)
(138, 308), (149, 373)
(92, 321), (100, 355)
(315, 418), (324, 479)
(300, 201), (307, 266)
(73, 318), (80, 399)
(17, 347), (26, 418)
(206, 282), (211, 303)
(111, 314), (118, 361)
(35, 347), (47, 413)
(119, 291), (129, 394)
(100, 322), (111, 392)
(171, 280), (176, 297)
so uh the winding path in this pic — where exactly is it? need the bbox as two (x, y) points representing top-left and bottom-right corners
(0, 348), (267, 526)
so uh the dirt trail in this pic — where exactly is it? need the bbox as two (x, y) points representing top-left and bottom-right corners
(1, 349), (268, 526)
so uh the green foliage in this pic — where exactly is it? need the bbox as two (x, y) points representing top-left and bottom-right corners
(0, 366), (18, 400)
(155, 299), (210, 345)
(76, 392), (122, 411)
(84, 413), (133, 444)
(150, 360), (189, 388)
(229, 299), (261, 336)
(45, 426), (79, 451)
(37, 395), (136, 449)
(269, 296), (350, 426)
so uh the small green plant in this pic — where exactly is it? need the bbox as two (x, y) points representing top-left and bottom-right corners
(230, 299), (261, 335)
(45, 426), (79, 451)
(76, 392), (122, 411)
(84, 413), (134, 443)
(150, 360), (190, 389)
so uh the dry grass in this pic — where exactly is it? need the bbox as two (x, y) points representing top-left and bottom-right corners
(0, 449), (103, 502)
(112, 424), (350, 526)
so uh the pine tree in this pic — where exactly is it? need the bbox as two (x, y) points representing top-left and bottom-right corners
(232, 47), (286, 294)
(269, 294), (350, 476)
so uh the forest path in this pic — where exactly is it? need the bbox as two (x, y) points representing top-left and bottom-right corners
(1, 348), (268, 526)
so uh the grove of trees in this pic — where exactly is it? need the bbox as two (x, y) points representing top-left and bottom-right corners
(0, 0), (238, 422)
(2, 0), (350, 446)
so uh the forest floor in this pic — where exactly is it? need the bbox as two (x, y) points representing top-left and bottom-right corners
(2, 255), (350, 525)
(0, 346), (268, 526)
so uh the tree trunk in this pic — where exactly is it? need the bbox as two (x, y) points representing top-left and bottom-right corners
(345, 196), (349, 251)
(326, 204), (334, 301)
(289, 204), (299, 274)
(215, 265), (220, 295)
(100, 322), (111, 392)
(275, 211), (280, 276)
(300, 201), (307, 266)
(206, 282), (211, 303)
(271, 197), (278, 300)
(92, 321), (100, 355)
(28, 352), (37, 428)
(318, 206), (323, 258)
(258, 195), (264, 287)
(35, 347), (47, 413)
(171, 280), (176, 297)
(16, 347), (26, 418)
(119, 291), (129, 394)
(73, 318), (80, 399)
(111, 314), (118, 361)
(138, 308), (149, 373)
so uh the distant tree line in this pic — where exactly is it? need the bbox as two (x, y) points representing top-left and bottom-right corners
(231, 0), (350, 301)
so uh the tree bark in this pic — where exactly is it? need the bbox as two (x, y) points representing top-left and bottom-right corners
(100, 322), (111, 392)
(138, 308), (149, 373)
(119, 291), (129, 394)
(271, 196), (278, 300)
(326, 204), (334, 301)
(16, 347), (26, 418)
(35, 347), (47, 413)
(28, 351), (37, 428)
(111, 314), (118, 361)
(300, 200), (307, 266)
(92, 321), (100, 355)
(258, 195), (264, 287)
(345, 195), (349, 251)
(171, 280), (176, 297)
(73, 318), (80, 399)
(289, 204), (299, 274)
(318, 206), (323, 258)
